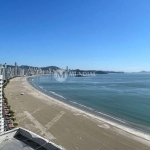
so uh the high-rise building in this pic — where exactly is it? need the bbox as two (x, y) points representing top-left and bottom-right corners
(0, 64), (6, 81)
(4, 63), (7, 80)
(0, 75), (4, 133)
(11, 67), (15, 77)
(19, 67), (24, 76)
(7, 67), (12, 78)
(0, 64), (2, 75)
(66, 66), (68, 72)
(14, 62), (17, 76)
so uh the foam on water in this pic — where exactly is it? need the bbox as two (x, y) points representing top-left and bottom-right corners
(39, 86), (43, 89)
(49, 91), (66, 99)
(70, 101), (94, 111)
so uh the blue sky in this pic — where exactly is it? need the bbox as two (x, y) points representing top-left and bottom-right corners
(0, 0), (150, 72)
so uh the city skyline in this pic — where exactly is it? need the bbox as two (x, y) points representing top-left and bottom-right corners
(0, 62), (54, 80)
(1, 0), (150, 72)
(0, 62), (150, 75)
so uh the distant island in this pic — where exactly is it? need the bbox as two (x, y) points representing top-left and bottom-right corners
(72, 69), (124, 75)
(132, 71), (150, 73)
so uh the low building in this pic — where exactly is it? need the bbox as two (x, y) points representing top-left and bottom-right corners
(0, 127), (65, 150)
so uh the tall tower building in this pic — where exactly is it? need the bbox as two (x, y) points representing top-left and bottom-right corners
(14, 62), (17, 76)
(4, 63), (7, 80)
(0, 64), (2, 75)
(0, 75), (4, 133)
(66, 66), (68, 71)
(0, 64), (6, 81)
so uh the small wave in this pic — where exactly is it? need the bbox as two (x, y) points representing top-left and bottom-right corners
(39, 86), (43, 89)
(49, 91), (66, 99)
(70, 101), (94, 111)
(83, 84), (96, 86)
(96, 111), (126, 124)
(70, 101), (78, 105)
(70, 99), (126, 124)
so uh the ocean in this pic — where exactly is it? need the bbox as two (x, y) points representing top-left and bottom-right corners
(28, 73), (150, 133)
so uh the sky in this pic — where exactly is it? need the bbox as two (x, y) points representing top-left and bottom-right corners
(0, 0), (150, 72)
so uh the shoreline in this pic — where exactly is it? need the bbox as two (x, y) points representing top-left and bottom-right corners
(27, 76), (150, 144)
(29, 76), (150, 134)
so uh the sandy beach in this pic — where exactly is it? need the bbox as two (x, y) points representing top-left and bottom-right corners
(4, 77), (150, 150)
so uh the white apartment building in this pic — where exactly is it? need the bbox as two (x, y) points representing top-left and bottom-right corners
(0, 75), (4, 133)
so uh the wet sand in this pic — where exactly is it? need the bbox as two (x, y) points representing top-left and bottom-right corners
(4, 77), (150, 150)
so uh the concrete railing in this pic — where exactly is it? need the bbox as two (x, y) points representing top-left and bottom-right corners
(19, 127), (65, 150)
